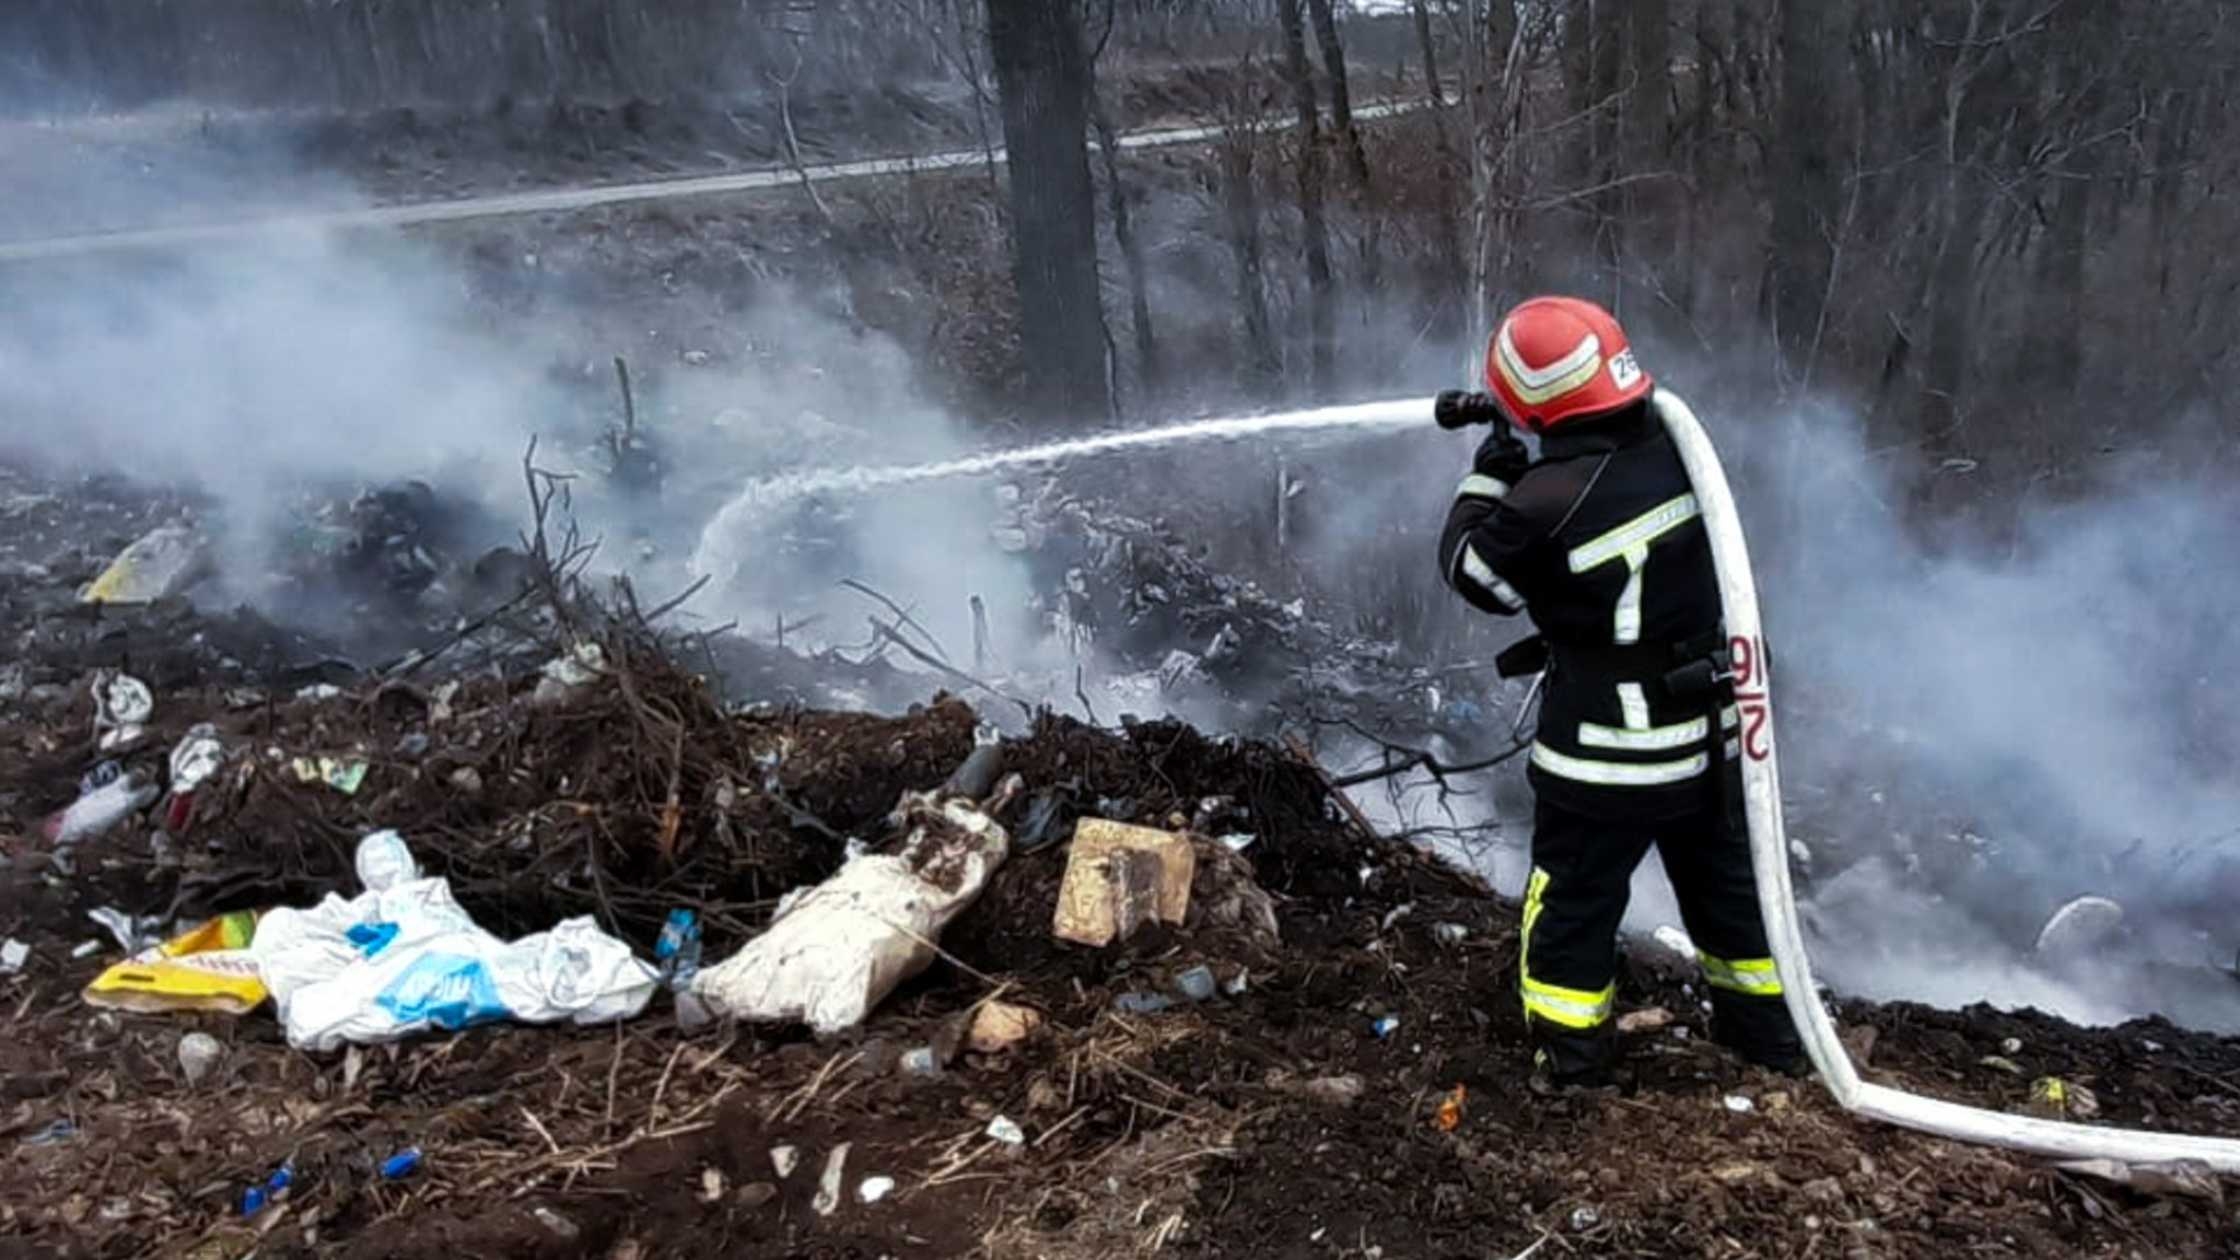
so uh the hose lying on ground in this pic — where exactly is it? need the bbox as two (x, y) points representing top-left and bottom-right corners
(1659, 389), (2240, 1174)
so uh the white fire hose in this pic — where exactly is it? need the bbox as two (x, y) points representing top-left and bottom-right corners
(1656, 389), (2240, 1173)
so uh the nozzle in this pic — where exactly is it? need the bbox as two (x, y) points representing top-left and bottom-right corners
(1435, 390), (1504, 430)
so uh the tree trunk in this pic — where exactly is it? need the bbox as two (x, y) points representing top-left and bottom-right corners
(986, 0), (1111, 424)
(1306, 0), (1371, 187)
(1625, 0), (1670, 168)
(1221, 130), (1281, 394)
(1088, 82), (1161, 403)
(1277, 0), (1335, 399)
(1409, 0), (1442, 107)
(1766, 0), (1842, 382)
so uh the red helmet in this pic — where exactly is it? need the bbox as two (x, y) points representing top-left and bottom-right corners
(1482, 296), (1652, 432)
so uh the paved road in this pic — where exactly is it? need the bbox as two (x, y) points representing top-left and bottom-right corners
(0, 101), (1418, 264)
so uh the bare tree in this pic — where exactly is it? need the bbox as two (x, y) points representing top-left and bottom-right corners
(1305, 0), (1371, 187)
(986, 0), (1112, 423)
(1766, 0), (1844, 382)
(1086, 0), (1163, 403)
(1277, 0), (1336, 398)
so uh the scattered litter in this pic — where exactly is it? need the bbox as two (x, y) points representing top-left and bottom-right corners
(291, 756), (370, 796)
(1296, 1075), (1365, 1105)
(655, 909), (703, 990)
(89, 906), (161, 954)
(1371, 1015), (1401, 1039)
(1432, 922), (1469, 946)
(673, 990), (714, 1033)
(168, 727), (226, 793)
(295, 684), (343, 702)
(2026, 1077), (2099, 1120)
(812, 1144), (851, 1216)
(1617, 1007), (1674, 1034)
(1113, 991), (1174, 1015)
(249, 831), (658, 1050)
(900, 1046), (940, 1075)
(395, 732), (431, 757)
(1434, 1084), (1467, 1132)
(985, 1115), (1026, 1146)
(83, 909), (267, 1015)
(532, 642), (608, 706)
(770, 1145), (800, 1179)
(2034, 895), (2124, 956)
(0, 938), (28, 974)
(81, 525), (209, 605)
(532, 1206), (579, 1240)
(2143, 1039), (2165, 1053)
(1723, 1094), (1755, 1114)
(21, 1120), (76, 1147)
(1174, 965), (1217, 1003)
(71, 940), (100, 959)
(1224, 969), (1250, 996)
(1217, 832), (1256, 853)
(92, 671), (155, 751)
(694, 787), (1016, 1033)
(1379, 903), (1413, 932)
(379, 1148), (422, 1180)
(1052, 817), (1196, 948)
(176, 1032), (225, 1086)
(2056, 1157), (2224, 1205)
(967, 1000), (1042, 1053)
(857, 1175), (895, 1205)
(699, 1167), (727, 1203)
(2000, 1037), (2023, 1055)
(43, 772), (159, 847)
(1979, 1055), (2024, 1075)
(1569, 1206), (1600, 1231)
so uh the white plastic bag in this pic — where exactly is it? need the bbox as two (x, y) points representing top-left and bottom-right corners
(693, 793), (1010, 1034)
(249, 831), (658, 1051)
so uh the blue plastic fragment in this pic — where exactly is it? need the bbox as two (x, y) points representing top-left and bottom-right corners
(380, 1147), (423, 1180)
(240, 1186), (267, 1216)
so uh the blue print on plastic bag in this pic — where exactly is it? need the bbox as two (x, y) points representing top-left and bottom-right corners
(347, 921), (400, 957)
(374, 952), (507, 1031)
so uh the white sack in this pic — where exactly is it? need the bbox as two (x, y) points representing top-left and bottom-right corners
(249, 830), (658, 1052)
(693, 793), (1010, 1034)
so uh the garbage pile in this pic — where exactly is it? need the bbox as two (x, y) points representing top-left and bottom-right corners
(6, 484), (2240, 1259)
(997, 483), (1513, 743)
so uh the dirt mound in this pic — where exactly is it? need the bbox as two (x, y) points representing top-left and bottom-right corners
(6, 625), (2240, 1258)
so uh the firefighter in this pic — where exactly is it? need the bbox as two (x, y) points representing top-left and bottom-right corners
(1436, 296), (1805, 1092)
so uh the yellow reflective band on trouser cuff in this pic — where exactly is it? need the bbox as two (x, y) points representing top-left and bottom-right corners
(1518, 866), (1615, 1030)
(1523, 976), (1616, 1029)
(1698, 952), (1784, 997)
(1531, 741), (1707, 786)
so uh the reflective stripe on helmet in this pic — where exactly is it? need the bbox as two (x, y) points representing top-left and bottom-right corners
(1698, 952), (1784, 997)
(1494, 324), (1604, 405)
(1519, 868), (1616, 1030)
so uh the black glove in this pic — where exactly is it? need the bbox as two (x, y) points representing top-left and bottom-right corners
(1473, 424), (1531, 485)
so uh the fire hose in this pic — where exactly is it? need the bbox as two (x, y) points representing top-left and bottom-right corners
(1438, 388), (2240, 1174)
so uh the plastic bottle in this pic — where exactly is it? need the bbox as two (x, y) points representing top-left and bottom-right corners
(655, 909), (702, 990)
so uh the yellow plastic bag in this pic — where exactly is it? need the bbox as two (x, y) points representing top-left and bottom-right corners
(82, 910), (268, 1015)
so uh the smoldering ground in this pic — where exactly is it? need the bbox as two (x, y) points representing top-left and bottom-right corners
(5, 132), (2238, 1031)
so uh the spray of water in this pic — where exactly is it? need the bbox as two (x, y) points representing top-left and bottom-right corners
(688, 396), (1437, 580)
